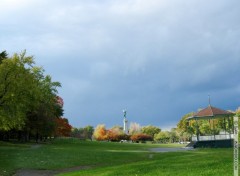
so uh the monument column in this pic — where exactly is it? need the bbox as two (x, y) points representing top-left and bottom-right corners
(123, 110), (128, 134)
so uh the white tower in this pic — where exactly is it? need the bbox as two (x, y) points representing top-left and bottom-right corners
(123, 109), (128, 134)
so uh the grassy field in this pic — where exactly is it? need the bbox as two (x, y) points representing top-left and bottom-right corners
(0, 138), (236, 176)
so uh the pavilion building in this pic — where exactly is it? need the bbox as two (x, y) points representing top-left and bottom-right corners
(187, 105), (234, 148)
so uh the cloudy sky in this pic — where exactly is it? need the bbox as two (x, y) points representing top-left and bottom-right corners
(1, 0), (240, 129)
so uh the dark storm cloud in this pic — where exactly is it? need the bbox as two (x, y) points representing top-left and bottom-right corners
(0, 0), (240, 129)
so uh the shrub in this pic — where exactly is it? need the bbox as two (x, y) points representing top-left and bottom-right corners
(107, 131), (130, 142)
(130, 133), (153, 142)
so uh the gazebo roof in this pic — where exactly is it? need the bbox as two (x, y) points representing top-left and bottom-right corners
(187, 105), (233, 120)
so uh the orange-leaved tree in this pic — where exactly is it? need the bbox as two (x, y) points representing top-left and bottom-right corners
(107, 126), (125, 141)
(55, 117), (72, 137)
(130, 133), (152, 142)
(93, 124), (108, 141)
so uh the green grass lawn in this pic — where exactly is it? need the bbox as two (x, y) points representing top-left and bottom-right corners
(0, 138), (236, 176)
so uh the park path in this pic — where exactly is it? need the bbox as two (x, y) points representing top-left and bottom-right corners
(13, 169), (58, 176)
(149, 147), (194, 152)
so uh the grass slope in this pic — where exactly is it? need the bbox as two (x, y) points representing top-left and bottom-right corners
(0, 139), (236, 176)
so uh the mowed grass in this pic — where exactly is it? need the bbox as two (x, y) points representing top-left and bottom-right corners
(0, 139), (182, 175)
(0, 138), (236, 176)
(60, 149), (233, 176)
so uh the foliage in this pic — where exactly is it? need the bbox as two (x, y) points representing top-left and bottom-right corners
(71, 128), (84, 138)
(0, 51), (65, 142)
(168, 128), (179, 143)
(129, 122), (141, 135)
(55, 117), (72, 137)
(84, 125), (94, 140)
(236, 107), (240, 117)
(176, 109), (236, 142)
(154, 131), (170, 143)
(107, 126), (125, 142)
(141, 125), (161, 137)
(71, 125), (94, 140)
(180, 132), (191, 142)
(199, 120), (213, 135)
(130, 133), (153, 142)
(93, 124), (107, 141)
(0, 51), (37, 130)
(176, 112), (197, 141)
(177, 112), (194, 133)
(56, 96), (64, 107)
(92, 125), (130, 142)
(0, 50), (7, 63)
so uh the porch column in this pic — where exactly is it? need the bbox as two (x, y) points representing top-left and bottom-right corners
(195, 119), (199, 141)
(224, 117), (226, 135)
(228, 117), (231, 139)
(213, 119), (215, 140)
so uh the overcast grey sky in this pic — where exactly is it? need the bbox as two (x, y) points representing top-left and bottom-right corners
(1, 0), (240, 129)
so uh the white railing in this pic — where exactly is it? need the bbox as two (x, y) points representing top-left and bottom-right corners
(192, 134), (234, 141)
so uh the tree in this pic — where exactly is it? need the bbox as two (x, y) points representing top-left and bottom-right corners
(154, 131), (170, 143)
(169, 128), (179, 143)
(129, 122), (141, 135)
(199, 120), (212, 135)
(55, 117), (72, 137)
(0, 50), (7, 63)
(0, 51), (38, 130)
(142, 125), (161, 137)
(107, 126), (125, 142)
(24, 70), (62, 142)
(177, 112), (194, 133)
(84, 125), (94, 140)
(181, 132), (191, 142)
(130, 133), (152, 143)
(70, 126), (94, 140)
(176, 112), (195, 141)
(71, 128), (81, 138)
(93, 124), (107, 141)
(0, 51), (64, 142)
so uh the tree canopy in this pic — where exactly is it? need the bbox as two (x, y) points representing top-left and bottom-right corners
(142, 125), (161, 137)
(0, 51), (66, 141)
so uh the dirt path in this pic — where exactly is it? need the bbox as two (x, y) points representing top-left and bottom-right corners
(14, 166), (91, 176)
(13, 169), (58, 176)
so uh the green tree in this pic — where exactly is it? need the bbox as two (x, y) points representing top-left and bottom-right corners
(154, 131), (170, 143)
(142, 125), (161, 137)
(84, 125), (94, 140)
(26, 73), (62, 142)
(0, 51), (37, 130)
(0, 50), (7, 63)
(177, 112), (195, 141)
(169, 128), (179, 143)
(177, 112), (194, 132)
(0, 51), (63, 142)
